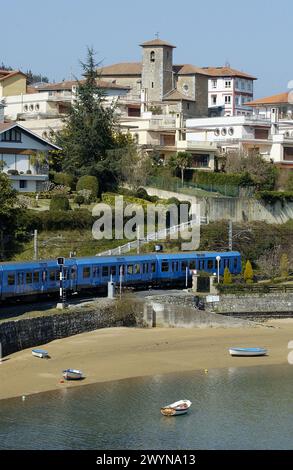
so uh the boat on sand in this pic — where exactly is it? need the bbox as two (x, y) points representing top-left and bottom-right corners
(62, 369), (83, 380)
(229, 347), (267, 357)
(32, 349), (49, 359)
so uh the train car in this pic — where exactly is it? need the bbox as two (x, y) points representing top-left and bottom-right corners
(0, 251), (241, 302)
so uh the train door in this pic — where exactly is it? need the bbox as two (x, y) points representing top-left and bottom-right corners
(16, 271), (25, 295)
(69, 264), (78, 292)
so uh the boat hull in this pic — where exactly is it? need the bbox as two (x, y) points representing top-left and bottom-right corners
(62, 369), (83, 380)
(161, 399), (192, 416)
(229, 347), (267, 357)
(32, 349), (49, 358)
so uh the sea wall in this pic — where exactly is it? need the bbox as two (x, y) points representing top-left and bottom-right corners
(145, 186), (293, 224)
(209, 293), (293, 318)
(0, 302), (139, 358)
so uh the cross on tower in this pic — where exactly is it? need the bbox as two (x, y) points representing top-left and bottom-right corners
(155, 32), (160, 39)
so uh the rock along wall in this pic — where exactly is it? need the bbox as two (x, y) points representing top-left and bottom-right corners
(0, 304), (137, 358)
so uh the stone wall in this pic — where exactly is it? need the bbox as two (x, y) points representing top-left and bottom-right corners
(0, 303), (138, 358)
(145, 186), (293, 224)
(209, 293), (293, 317)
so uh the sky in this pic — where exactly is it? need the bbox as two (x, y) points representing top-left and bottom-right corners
(1, 0), (292, 98)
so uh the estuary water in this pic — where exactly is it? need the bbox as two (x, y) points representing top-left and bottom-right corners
(0, 365), (292, 450)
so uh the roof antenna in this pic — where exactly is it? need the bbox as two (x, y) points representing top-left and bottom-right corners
(225, 59), (230, 68)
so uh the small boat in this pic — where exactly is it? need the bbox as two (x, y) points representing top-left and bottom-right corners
(32, 349), (49, 358)
(161, 399), (192, 416)
(229, 347), (267, 357)
(62, 369), (83, 380)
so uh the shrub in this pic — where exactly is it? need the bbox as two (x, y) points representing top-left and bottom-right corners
(76, 176), (99, 200)
(52, 172), (75, 190)
(135, 187), (149, 200)
(243, 260), (254, 283)
(223, 267), (232, 285)
(49, 194), (71, 211)
(74, 194), (85, 207)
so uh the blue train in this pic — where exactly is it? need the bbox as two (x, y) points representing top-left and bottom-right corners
(0, 251), (241, 301)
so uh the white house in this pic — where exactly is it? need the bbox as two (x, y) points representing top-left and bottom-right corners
(201, 67), (256, 117)
(0, 122), (60, 192)
(186, 115), (293, 169)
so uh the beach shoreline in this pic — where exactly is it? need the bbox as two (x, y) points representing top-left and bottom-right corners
(1, 320), (292, 401)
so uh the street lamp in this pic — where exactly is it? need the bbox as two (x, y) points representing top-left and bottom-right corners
(216, 256), (221, 284)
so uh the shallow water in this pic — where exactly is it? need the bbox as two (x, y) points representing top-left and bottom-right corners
(0, 365), (292, 450)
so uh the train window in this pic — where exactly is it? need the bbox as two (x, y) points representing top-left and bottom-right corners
(224, 259), (229, 268)
(49, 270), (56, 282)
(83, 267), (91, 278)
(182, 261), (188, 271)
(172, 261), (179, 272)
(189, 261), (196, 270)
(134, 264), (141, 274)
(199, 260), (205, 270)
(8, 274), (15, 286)
(234, 258), (238, 269)
(71, 267), (77, 280)
(151, 263), (156, 273)
(143, 263), (148, 274)
(26, 272), (33, 284)
(102, 266), (109, 277)
(110, 266), (117, 276)
(127, 265), (133, 275)
(17, 273), (24, 285)
(33, 271), (40, 283)
(42, 271), (47, 282)
(93, 266), (100, 277)
(162, 261), (169, 272)
(207, 260), (214, 269)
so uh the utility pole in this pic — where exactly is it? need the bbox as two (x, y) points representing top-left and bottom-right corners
(33, 229), (38, 260)
(228, 220), (233, 251)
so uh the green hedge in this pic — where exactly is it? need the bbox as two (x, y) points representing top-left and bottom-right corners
(49, 194), (71, 211)
(256, 191), (293, 205)
(76, 176), (99, 200)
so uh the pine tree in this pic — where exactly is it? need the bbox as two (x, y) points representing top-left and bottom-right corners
(243, 260), (254, 283)
(223, 267), (232, 285)
(280, 253), (289, 278)
(55, 47), (125, 192)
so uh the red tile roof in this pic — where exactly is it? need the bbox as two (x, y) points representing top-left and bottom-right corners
(246, 92), (289, 106)
(0, 70), (27, 82)
(97, 63), (142, 76)
(201, 66), (256, 80)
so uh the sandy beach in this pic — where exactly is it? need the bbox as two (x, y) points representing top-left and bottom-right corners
(1, 320), (293, 401)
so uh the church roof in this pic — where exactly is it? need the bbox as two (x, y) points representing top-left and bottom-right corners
(139, 38), (176, 48)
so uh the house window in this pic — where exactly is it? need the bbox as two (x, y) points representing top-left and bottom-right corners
(150, 51), (155, 62)
(151, 82), (154, 88)
(221, 128), (227, 136)
(187, 103), (190, 110)
(1, 128), (21, 142)
(225, 80), (231, 88)
(225, 95), (232, 104)
(24, 105), (28, 112)
(211, 95), (217, 105)
(35, 104), (40, 111)
(228, 127), (234, 136)
(212, 80), (217, 88)
(214, 128), (220, 136)
(19, 180), (27, 189)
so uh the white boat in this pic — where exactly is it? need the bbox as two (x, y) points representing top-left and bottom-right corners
(229, 347), (267, 357)
(161, 399), (192, 416)
(32, 349), (49, 358)
(62, 369), (83, 380)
